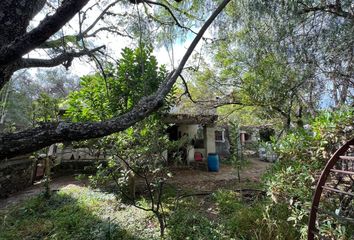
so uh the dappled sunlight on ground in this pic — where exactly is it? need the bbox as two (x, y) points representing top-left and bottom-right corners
(0, 175), (87, 209)
(168, 158), (271, 192)
(0, 158), (270, 209)
(0, 184), (160, 239)
(0, 158), (272, 240)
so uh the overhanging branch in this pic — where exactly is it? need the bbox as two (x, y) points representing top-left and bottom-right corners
(143, 0), (198, 35)
(16, 46), (105, 70)
(0, 0), (233, 160)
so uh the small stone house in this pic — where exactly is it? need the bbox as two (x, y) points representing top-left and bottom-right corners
(163, 113), (218, 164)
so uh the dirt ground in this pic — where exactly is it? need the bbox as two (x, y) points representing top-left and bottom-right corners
(0, 158), (270, 209)
(0, 175), (88, 209)
(168, 158), (271, 192)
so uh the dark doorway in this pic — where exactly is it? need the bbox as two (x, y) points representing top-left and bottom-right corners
(259, 128), (275, 142)
(166, 125), (179, 141)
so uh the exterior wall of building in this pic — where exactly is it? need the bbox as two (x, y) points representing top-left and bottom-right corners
(176, 124), (216, 163)
(215, 127), (230, 158)
(204, 127), (216, 154)
(178, 124), (198, 138)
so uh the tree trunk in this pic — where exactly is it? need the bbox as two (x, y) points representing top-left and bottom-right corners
(156, 212), (165, 237)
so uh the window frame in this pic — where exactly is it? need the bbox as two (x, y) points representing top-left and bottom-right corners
(215, 129), (225, 143)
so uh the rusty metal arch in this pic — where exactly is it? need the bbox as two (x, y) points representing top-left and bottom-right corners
(308, 138), (354, 239)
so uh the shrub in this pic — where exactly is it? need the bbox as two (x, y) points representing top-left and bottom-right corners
(263, 107), (354, 239)
(213, 190), (298, 240)
(168, 207), (225, 240)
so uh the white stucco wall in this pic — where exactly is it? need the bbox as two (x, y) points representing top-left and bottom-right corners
(205, 127), (216, 154)
(177, 124), (216, 162)
(187, 145), (195, 162)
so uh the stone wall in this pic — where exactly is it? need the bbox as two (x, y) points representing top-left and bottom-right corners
(0, 155), (36, 198)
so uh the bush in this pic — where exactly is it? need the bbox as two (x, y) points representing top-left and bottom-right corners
(168, 207), (225, 240)
(213, 190), (298, 240)
(0, 189), (132, 240)
(263, 107), (354, 239)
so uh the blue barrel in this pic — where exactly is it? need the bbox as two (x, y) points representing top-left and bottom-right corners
(207, 153), (219, 172)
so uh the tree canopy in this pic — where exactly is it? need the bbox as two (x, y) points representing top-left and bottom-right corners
(0, 0), (232, 160)
(181, 0), (354, 129)
(65, 46), (169, 122)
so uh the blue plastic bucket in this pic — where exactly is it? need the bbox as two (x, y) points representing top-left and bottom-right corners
(207, 153), (219, 172)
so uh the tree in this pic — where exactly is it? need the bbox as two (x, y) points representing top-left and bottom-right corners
(0, 0), (232, 160)
(64, 46), (182, 236)
(0, 71), (37, 131)
(91, 116), (175, 237)
(0, 68), (79, 132)
(65, 46), (169, 122)
(190, 0), (354, 132)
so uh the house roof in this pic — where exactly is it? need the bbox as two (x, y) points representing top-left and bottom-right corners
(239, 124), (274, 130)
(163, 113), (218, 125)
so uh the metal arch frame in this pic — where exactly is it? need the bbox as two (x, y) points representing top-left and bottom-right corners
(307, 138), (354, 240)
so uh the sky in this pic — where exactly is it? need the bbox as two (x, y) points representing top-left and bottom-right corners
(28, 1), (209, 78)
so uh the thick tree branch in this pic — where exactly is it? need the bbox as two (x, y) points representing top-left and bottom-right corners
(16, 46), (105, 70)
(0, 0), (90, 66)
(0, 0), (232, 160)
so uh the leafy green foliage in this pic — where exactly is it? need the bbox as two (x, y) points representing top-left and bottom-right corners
(65, 46), (168, 122)
(212, 189), (299, 240)
(0, 68), (80, 134)
(32, 92), (60, 123)
(204, 0), (354, 129)
(168, 207), (225, 240)
(64, 45), (175, 173)
(0, 186), (152, 240)
(263, 107), (354, 239)
(239, 55), (296, 107)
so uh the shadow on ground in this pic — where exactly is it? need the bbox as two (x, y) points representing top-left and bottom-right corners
(0, 190), (143, 240)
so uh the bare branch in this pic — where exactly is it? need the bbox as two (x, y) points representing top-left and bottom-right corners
(16, 46), (105, 70)
(39, 6), (130, 49)
(86, 27), (133, 39)
(298, 2), (354, 19)
(179, 74), (197, 103)
(82, 0), (121, 36)
(143, 0), (199, 35)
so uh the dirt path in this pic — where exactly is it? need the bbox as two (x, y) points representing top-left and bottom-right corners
(0, 158), (271, 209)
(168, 158), (271, 192)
